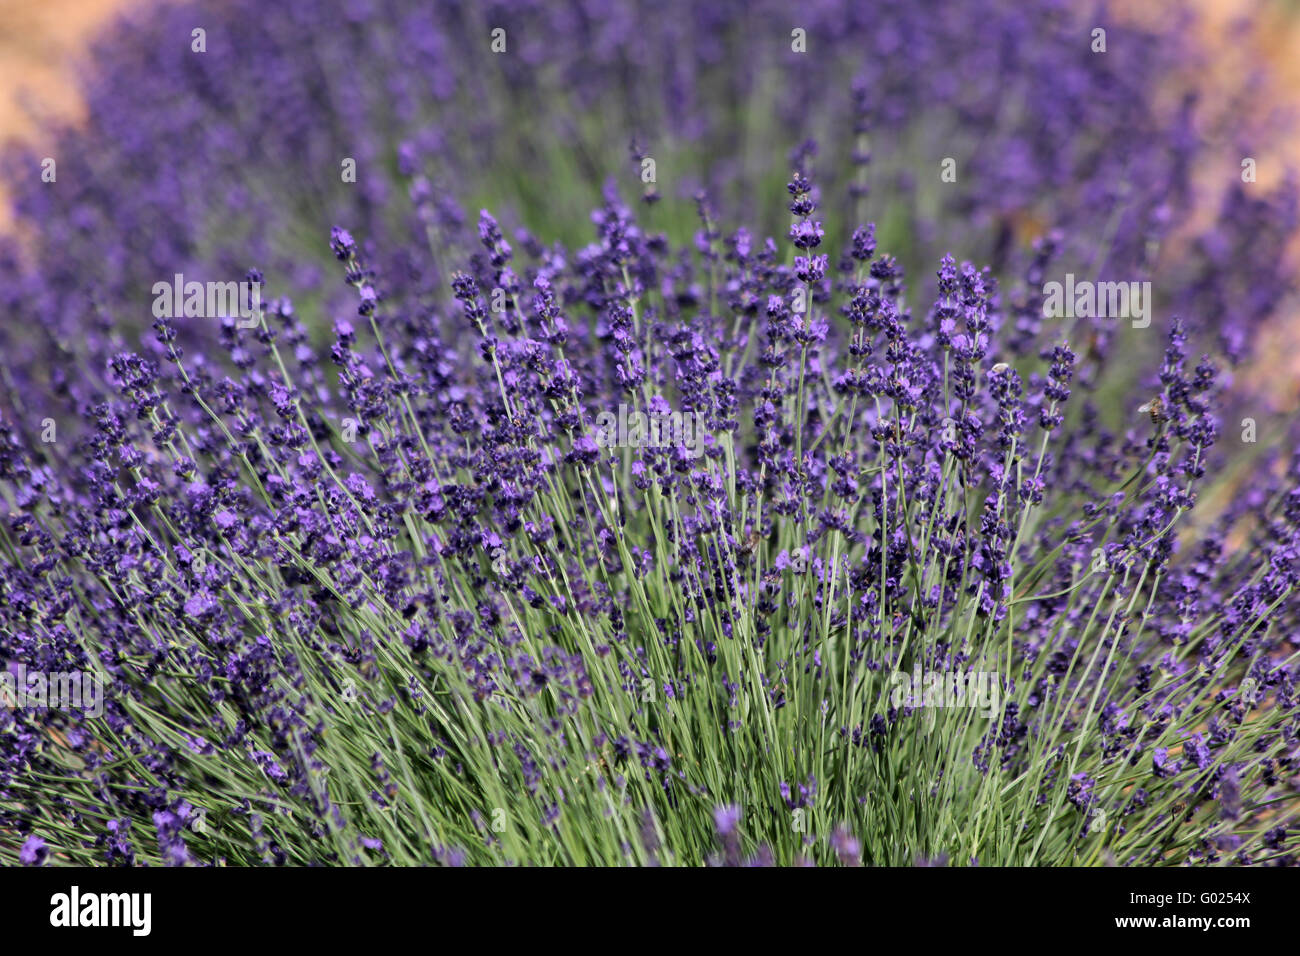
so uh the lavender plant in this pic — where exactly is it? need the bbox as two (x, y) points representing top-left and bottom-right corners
(0, 0), (1297, 867)
(3, 0), (1294, 369)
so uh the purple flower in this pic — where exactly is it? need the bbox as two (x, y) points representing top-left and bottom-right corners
(330, 226), (357, 260)
(19, 835), (47, 866)
(831, 826), (862, 866)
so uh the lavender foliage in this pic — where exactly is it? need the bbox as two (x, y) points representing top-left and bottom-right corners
(0, 0), (1297, 866)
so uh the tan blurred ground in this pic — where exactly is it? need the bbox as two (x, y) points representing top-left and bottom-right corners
(0, 0), (155, 230)
(0, 0), (121, 134)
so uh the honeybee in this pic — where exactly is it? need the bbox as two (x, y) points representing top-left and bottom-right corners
(1137, 397), (1166, 425)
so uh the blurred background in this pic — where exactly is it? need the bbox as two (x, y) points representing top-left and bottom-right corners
(2, 0), (1298, 218)
(1, 1), (1297, 165)
(0, 0), (135, 231)
(1, 0), (1298, 406)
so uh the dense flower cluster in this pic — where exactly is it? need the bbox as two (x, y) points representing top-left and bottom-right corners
(0, 0), (1297, 866)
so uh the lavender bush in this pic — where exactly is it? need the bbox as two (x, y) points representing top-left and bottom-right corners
(0, 0), (1298, 866)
